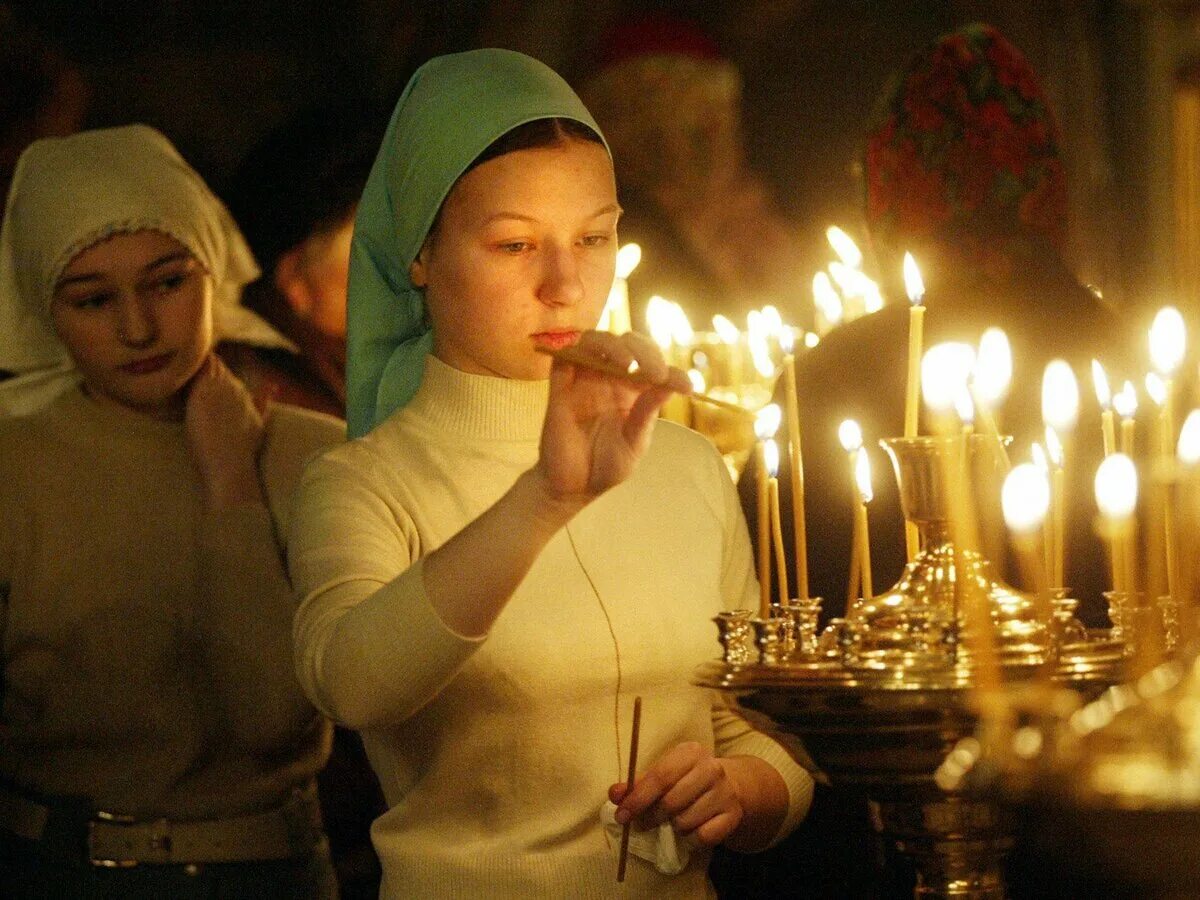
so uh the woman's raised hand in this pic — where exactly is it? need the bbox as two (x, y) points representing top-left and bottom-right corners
(184, 354), (267, 510)
(537, 331), (690, 501)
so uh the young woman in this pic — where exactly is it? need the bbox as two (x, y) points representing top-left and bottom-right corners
(288, 49), (813, 898)
(0, 125), (342, 897)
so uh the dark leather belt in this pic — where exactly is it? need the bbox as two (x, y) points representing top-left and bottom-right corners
(0, 781), (322, 867)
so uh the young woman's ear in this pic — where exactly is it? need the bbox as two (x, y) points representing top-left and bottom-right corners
(409, 244), (429, 288)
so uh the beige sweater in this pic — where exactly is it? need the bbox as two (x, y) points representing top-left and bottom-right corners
(289, 357), (813, 899)
(0, 387), (343, 820)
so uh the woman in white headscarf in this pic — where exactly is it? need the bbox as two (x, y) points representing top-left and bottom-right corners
(0, 125), (342, 897)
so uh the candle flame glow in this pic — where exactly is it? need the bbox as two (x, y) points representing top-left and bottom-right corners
(804, 331), (820, 348)
(974, 328), (1012, 407)
(1178, 409), (1200, 464)
(1145, 372), (1167, 407)
(1149, 306), (1186, 376)
(1031, 442), (1049, 472)
(903, 252), (924, 305)
(838, 418), (863, 452)
(812, 272), (843, 327)
(1114, 381), (1138, 419)
(688, 368), (706, 393)
(1092, 359), (1111, 409)
(615, 243), (642, 279)
(764, 438), (780, 478)
(1094, 453), (1137, 520)
(712, 314), (740, 345)
(755, 403), (782, 440)
(761, 305), (784, 337)
(1045, 427), (1064, 468)
(1002, 463), (1051, 534)
(646, 295), (674, 349)
(854, 446), (873, 503)
(955, 387), (975, 425)
(921, 342), (976, 413)
(826, 225), (864, 268)
(779, 328), (795, 355)
(1041, 360), (1080, 432)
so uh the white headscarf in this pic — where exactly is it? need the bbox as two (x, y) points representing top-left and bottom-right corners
(0, 124), (292, 416)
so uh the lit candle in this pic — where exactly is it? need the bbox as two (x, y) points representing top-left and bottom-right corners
(1176, 410), (1200, 644)
(811, 272), (843, 337)
(1041, 360), (1079, 594)
(599, 243), (640, 334)
(903, 252), (926, 439)
(853, 446), (874, 600)
(1002, 462), (1054, 687)
(1150, 306), (1186, 605)
(779, 329), (809, 601)
(1045, 427), (1066, 591)
(1092, 360), (1116, 457)
(712, 314), (743, 391)
(647, 296), (692, 423)
(972, 328), (1012, 470)
(826, 225), (864, 268)
(1031, 441), (1052, 589)
(765, 439), (790, 606)
(1114, 381), (1138, 458)
(755, 405), (782, 618)
(1095, 452), (1138, 603)
(839, 419), (870, 601)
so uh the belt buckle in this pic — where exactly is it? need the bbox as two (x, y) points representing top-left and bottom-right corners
(88, 809), (139, 868)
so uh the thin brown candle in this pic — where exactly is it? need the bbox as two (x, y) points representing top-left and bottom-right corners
(616, 696), (643, 883)
(765, 439), (791, 606)
(781, 334), (809, 600)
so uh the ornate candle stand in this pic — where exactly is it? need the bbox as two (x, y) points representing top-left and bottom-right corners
(696, 435), (1125, 899)
(937, 652), (1200, 899)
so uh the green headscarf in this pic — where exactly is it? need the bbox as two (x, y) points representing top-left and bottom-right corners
(346, 48), (607, 437)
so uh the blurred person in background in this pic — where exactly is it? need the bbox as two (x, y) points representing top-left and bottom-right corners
(578, 13), (810, 330)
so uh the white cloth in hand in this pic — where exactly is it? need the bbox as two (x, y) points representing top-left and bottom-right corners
(599, 800), (690, 875)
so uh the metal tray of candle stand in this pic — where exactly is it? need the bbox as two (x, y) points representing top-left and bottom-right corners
(695, 436), (1127, 899)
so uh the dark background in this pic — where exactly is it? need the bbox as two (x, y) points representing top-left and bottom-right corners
(9, 0), (1194, 327)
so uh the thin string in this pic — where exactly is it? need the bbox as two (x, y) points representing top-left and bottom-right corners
(564, 521), (624, 781)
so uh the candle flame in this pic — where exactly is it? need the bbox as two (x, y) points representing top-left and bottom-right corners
(1149, 306), (1186, 376)
(1114, 381), (1138, 419)
(1031, 442), (1049, 472)
(764, 438), (780, 478)
(1091, 359), (1111, 409)
(1002, 463), (1051, 534)
(646, 295), (674, 349)
(838, 418), (863, 452)
(1094, 453), (1138, 519)
(804, 331), (820, 348)
(711, 314), (740, 345)
(1041, 360), (1080, 432)
(812, 272), (843, 327)
(779, 328), (795, 355)
(921, 342), (976, 413)
(903, 252), (924, 305)
(755, 403), (782, 439)
(761, 305), (784, 336)
(974, 328), (1012, 406)
(955, 386), (975, 425)
(1178, 409), (1200, 464)
(670, 301), (694, 346)
(864, 282), (885, 314)
(687, 368), (706, 393)
(1145, 372), (1167, 407)
(826, 225), (864, 268)
(750, 334), (776, 379)
(854, 446), (873, 503)
(615, 242), (642, 279)
(1045, 426), (1064, 468)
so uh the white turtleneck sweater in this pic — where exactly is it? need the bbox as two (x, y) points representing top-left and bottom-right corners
(289, 356), (812, 899)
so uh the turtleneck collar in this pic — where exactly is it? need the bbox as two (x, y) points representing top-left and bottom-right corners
(403, 354), (548, 443)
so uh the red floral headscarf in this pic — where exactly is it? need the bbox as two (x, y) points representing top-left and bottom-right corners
(864, 24), (1066, 277)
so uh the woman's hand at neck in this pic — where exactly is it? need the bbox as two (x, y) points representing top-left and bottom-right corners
(184, 354), (267, 511)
